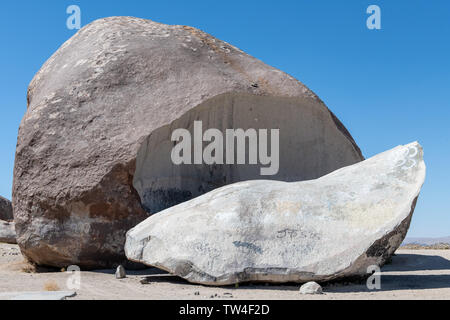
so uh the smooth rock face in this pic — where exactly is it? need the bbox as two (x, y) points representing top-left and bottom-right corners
(133, 93), (362, 214)
(299, 282), (323, 294)
(125, 142), (425, 285)
(13, 16), (362, 268)
(0, 196), (13, 222)
(0, 220), (16, 244)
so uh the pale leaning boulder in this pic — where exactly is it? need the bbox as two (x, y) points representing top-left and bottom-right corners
(13, 17), (362, 268)
(0, 220), (16, 244)
(125, 142), (426, 285)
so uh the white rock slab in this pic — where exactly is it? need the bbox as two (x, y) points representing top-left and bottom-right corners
(125, 142), (426, 285)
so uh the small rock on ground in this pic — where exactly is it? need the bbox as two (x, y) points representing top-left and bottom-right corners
(115, 265), (126, 279)
(299, 282), (323, 295)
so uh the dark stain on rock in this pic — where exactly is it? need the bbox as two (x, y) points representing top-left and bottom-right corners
(366, 196), (417, 262)
(233, 241), (263, 254)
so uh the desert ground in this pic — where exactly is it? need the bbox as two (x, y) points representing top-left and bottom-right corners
(0, 243), (448, 300)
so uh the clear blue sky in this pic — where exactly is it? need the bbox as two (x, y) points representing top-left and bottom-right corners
(1, 1), (449, 237)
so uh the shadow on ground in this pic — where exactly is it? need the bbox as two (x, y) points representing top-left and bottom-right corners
(90, 252), (450, 292)
(325, 253), (450, 293)
(382, 253), (450, 272)
(93, 267), (191, 284)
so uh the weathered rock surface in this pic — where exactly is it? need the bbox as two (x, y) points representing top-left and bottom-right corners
(0, 196), (13, 222)
(299, 282), (323, 294)
(0, 220), (17, 244)
(13, 16), (363, 268)
(125, 142), (425, 285)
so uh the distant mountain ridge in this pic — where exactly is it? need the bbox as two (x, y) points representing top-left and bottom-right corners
(402, 236), (450, 246)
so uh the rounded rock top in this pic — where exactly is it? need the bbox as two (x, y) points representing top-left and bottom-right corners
(299, 282), (323, 295)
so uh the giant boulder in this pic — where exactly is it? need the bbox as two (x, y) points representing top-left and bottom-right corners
(125, 142), (425, 285)
(13, 17), (363, 268)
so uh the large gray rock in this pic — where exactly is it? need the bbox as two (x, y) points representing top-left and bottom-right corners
(13, 17), (362, 268)
(125, 142), (425, 285)
(0, 196), (13, 222)
(0, 220), (17, 244)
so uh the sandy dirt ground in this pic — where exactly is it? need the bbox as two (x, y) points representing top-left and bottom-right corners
(0, 243), (449, 300)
